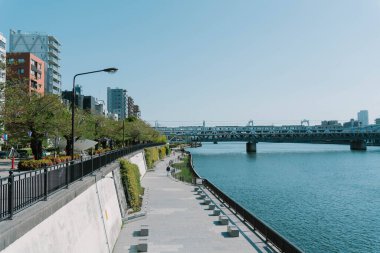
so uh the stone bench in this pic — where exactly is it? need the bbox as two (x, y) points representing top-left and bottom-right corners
(194, 186), (200, 191)
(140, 225), (149, 236)
(208, 204), (215, 210)
(198, 194), (206, 199)
(197, 190), (203, 195)
(213, 209), (221, 216)
(202, 198), (211, 205)
(227, 225), (239, 237)
(219, 215), (229, 225)
(137, 238), (148, 252)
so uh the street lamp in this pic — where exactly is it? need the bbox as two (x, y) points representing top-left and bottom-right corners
(71, 68), (118, 160)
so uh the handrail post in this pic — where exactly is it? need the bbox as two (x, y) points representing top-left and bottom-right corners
(91, 152), (94, 175)
(8, 171), (14, 220)
(66, 160), (69, 189)
(80, 156), (83, 181)
(44, 168), (48, 200)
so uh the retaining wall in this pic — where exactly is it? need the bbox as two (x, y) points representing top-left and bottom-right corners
(0, 150), (149, 253)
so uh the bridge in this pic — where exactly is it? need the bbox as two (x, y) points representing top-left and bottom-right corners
(155, 124), (380, 152)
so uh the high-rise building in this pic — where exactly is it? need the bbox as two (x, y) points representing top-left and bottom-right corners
(83, 96), (96, 113)
(357, 110), (369, 126)
(9, 29), (61, 95)
(6, 52), (45, 95)
(107, 87), (127, 120)
(0, 32), (6, 104)
(62, 85), (84, 109)
(375, 118), (380, 125)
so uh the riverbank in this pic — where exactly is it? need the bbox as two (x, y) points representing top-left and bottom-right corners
(113, 152), (279, 253)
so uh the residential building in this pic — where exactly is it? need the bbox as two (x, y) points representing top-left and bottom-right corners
(132, 104), (141, 118)
(375, 118), (380, 125)
(9, 29), (61, 95)
(6, 52), (45, 95)
(127, 96), (141, 118)
(107, 87), (127, 120)
(95, 103), (105, 115)
(127, 96), (134, 117)
(107, 112), (118, 121)
(0, 32), (6, 104)
(357, 110), (369, 126)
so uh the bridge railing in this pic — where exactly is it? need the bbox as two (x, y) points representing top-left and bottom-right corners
(186, 151), (304, 253)
(0, 143), (163, 221)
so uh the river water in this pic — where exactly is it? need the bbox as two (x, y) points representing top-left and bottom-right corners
(189, 142), (380, 253)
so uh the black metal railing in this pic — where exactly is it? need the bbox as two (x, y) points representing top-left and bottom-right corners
(186, 151), (304, 253)
(0, 143), (162, 221)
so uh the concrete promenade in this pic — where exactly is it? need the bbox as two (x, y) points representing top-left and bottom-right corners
(113, 154), (280, 253)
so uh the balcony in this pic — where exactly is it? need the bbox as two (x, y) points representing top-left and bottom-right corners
(48, 56), (59, 67)
(48, 65), (59, 73)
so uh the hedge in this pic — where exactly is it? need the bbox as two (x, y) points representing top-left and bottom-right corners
(144, 145), (170, 169)
(120, 159), (143, 212)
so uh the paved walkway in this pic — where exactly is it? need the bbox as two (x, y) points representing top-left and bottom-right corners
(113, 154), (279, 253)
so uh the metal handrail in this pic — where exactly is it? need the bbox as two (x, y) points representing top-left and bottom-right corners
(186, 151), (303, 253)
(0, 143), (164, 221)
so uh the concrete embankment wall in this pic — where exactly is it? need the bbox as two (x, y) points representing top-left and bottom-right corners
(0, 150), (148, 253)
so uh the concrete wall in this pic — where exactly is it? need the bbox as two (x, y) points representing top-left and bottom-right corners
(1, 172), (121, 253)
(128, 151), (148, 179)
(0, 150), (150, 253)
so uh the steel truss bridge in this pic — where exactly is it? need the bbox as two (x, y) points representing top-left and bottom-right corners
(155, 125), (380, 151)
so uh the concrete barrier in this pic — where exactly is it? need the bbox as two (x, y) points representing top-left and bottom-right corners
(0, 150), (149, 253)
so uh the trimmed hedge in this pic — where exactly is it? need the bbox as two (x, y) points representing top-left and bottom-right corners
(120, 159), (143, 212)
(144, 145), (170, 169)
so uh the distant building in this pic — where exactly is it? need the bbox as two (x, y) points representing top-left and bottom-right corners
(62, 85), (84, 109)
(83, 96), (96, 113)
(107, 87), (127, 120)
(375, 118), (380, 125)
(357, 110), (369, 126)
(0, 32), (6, 105)
(6, 52), (45, 95)
(9, 29), (61, 95)
(321, 120), (341, 127)
(127, 96), (141, 118)
(343, 119), (359, 128)
(95, 103), (104, 115)
(133, 104), (141, 118)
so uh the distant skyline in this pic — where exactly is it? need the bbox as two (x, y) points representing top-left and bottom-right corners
(1, 0), (380, 126)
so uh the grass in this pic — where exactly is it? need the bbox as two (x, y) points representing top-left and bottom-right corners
(171, 155), (193, 183)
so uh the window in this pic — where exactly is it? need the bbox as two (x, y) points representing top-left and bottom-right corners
(18, 58), (25, 63)
(8, 58), (14, 64)
(38, 63), (42, 70)
(18, 68), (24, 74)
(37, 73), (41, 79)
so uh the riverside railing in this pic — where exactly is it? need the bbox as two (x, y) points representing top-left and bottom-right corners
(186, 151), (304, 253)
(0, 143), (162, 221)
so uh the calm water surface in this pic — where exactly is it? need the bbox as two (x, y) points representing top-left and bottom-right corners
(189, 142), (380, 253)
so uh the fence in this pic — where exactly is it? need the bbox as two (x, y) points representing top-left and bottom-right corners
(186, 151), (304, 253)
(0, 143), (162, 221)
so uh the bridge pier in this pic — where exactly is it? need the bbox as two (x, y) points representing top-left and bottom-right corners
(246, 141), (257, 153)
(350, 140), (367, 151)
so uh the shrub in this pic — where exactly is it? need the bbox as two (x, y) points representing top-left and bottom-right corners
(18, 159), (54, 171)
(144, 147), (160, 169)
(119, 159), (142, 212)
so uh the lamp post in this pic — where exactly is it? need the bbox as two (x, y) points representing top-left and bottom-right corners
(71, 68), (118, 161)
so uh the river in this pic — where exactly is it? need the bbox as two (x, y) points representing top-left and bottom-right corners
(189, 142), (380, 253)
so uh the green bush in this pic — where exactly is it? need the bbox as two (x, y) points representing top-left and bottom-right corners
(144, 147), (160, 169)
(171, 155), (193, 183)
(120, 159), (143, 212)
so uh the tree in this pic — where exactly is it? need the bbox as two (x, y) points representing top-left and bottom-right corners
(3, 83), (66, 159)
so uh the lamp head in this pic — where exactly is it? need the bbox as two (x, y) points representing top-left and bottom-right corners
(103, 67), (118, 73)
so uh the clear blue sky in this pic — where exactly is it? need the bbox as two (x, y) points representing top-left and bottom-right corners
(1, 0), (380, 126)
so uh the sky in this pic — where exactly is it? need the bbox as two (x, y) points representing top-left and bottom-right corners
(1, 0), (380, 126)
